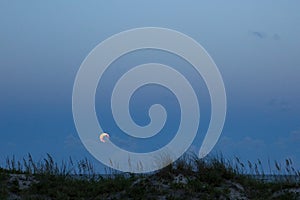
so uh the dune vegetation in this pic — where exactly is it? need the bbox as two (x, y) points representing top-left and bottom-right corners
(0, 153), (299, 199)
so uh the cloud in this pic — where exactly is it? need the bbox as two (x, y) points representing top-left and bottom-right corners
(266, 97), (291, 112)
(214, 132), (300, 170)
(64, 133), (83, 149)
(7, 142), (17, 147)
(249, 31), (281, 40)
(272, 33), (281, 40)
(274, 129), (300, 151)
(239, 136), (266, 149)
(290, 130), (300, 141)
(110, 135), (140, 151)
(216, 135), (266, 153)
(250, 31), (267, 39)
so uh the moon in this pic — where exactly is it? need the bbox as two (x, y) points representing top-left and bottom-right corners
(99, 133), (110, 143)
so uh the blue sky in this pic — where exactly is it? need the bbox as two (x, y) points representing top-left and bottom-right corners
(0, 1), (299, 172)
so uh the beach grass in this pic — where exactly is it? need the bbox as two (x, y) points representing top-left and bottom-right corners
(0, 153), (299, 199)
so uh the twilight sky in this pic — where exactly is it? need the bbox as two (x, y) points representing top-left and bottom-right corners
(0, 1), (299, 172)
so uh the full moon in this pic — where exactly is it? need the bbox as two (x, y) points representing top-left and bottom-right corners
(99, 133), (110, 143)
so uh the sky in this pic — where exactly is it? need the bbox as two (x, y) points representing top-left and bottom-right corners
(0, 1), (299, 172)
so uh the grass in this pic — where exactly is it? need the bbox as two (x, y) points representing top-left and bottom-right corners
(0, 153), (299, 199)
